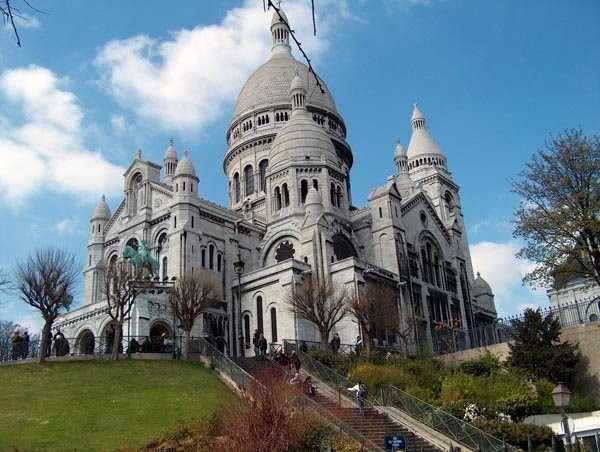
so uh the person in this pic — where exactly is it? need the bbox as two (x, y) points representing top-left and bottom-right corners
(257, 333), (268, 359)
(330, 332), (341, 354)
(54, 329), (69, 357)
(252, 329), (260, 358)
(141, 336), (152, 353)
(128, 337), (139, 354)
(21, 331), (30, 359)
(289, 372), (301, 386)
(106, 325), (115, 354)
(354, 336), (363, 354)
(11, 330), (20, 360)
(299, 340), (308, 353)
(303, 375), (316, 397)
(348, 380), (368, 416)
(289, 350), (301, 374)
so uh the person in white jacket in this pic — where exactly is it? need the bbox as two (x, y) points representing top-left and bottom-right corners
(348, 380), (368, 415)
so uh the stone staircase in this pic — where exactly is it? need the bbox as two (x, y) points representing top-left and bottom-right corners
(231, 357), (442, 451)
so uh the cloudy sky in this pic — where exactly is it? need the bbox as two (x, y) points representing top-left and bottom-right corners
(0, 0), (598, 333)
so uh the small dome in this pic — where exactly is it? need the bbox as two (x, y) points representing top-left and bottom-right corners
(394, 139), (406, 158)
(305, 186), (323, 217)
(290, 73), (304, 92)
(164, 139), (177, 160)
(92, 195), (111, 220)
(472, 272), (493, 297)
(271, 8), (288, 27)
(406, 104), (444, 161)
(174, 151), (197, 177)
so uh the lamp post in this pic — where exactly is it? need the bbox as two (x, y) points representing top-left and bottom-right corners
(233, 253), (245, 357)
(552, 382), (573, 451)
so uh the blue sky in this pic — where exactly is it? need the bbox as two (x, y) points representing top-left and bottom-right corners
(0, 0), (598, 333)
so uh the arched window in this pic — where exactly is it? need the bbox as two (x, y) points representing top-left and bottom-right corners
(244, 165), (254, 197)
(312, 179), (318, 189)
(270, 307), (277, 342)
(274, 187), (282, 211)
(282, 183), (290, 207)
(259, 159), (268, 192)
(257, 296), (263, 333)
(209, 244), (214, 270)
(336, 185), (342, 208)
(201, 248), (206, 267)
(162, 257), (168, 280)
(330, 182), (336, 206)
(217, 253), (222, 272)
(243, 315), (250, 348)
(300, 180), (308, 204)
(233, 173), (240, 203)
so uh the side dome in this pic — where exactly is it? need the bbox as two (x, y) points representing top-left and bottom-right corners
(92, 195), (111, 220)
(174, 151), (197, 177)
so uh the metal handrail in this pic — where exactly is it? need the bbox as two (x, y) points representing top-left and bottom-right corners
(284, 339), (518, 452)
(197, 338), (383, 451)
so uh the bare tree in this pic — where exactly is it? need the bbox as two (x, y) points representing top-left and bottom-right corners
(102, 259), (138, 360)
(347, 280), (399, 356)
(0, 268), (9, 298)
(285, 273), (348, 350)
(1, 0), (46, 47)
(14, 247), (79, 364)
(0, 319), (20, 361)
(169, 270), (223, 360)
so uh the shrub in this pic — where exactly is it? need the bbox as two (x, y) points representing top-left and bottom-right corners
(458, 350), (502, 377)
(472, 419), (554, 451)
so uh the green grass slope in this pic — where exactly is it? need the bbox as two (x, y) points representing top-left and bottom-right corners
(0, 360), (233, 451)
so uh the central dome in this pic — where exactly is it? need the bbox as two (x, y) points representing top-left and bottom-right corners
(231, 52), (338, 121)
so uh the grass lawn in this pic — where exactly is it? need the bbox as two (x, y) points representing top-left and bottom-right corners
(0, 359), (234, 451)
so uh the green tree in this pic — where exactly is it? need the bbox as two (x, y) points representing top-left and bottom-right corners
(14, 247), (79, 364)
(506, 308), (580, 386)
(510, 128), (600, 289)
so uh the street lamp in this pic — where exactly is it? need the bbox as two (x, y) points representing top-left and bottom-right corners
(552, 382), (573, 451)
(233, 253), (245, 357)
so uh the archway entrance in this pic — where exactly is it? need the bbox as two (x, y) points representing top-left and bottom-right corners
(148, 320), (172, 352)
(76, 329), (95, 355)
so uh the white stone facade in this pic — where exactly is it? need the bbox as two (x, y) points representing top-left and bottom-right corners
(56, 9), (496, 356)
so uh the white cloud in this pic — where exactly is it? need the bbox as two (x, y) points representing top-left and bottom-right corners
(94, 0), (343, 134)
(0, 66), (125, 207)
(55, 218), (78, 235)
(110, 114), (127, 134)
(470, 240), (547, 317)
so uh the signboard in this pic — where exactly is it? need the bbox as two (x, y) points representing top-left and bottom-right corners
(384, 434), (406, 451)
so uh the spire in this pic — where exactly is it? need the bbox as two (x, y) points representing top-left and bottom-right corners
(270, 6), (291, 55)
(411, 103), (426, 131)
(393, 138), (411, 181)
(290, 71), (307, 114)
(305, 186), (323, 217)
(406, 103), (447, 172)
(163, 138), (178, 186)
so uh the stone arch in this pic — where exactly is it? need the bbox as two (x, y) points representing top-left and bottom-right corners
(260, 231), (301, 266)
(332, 232), (357, 261)
(75, 329), (95, 355)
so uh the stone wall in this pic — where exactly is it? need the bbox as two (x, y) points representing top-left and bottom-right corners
(439, 322), (600, 393)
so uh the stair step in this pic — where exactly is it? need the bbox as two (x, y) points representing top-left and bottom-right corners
(230, 357), (442, 451)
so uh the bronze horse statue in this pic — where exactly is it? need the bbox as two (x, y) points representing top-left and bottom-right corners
(123, 241), (160, 277)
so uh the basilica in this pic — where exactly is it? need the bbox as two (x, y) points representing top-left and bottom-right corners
(56, 8), (497, 356)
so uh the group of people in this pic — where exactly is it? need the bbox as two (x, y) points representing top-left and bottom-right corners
(329, 333), (364, 355)
(251, 329), (268, 359)
(10, 330), (30, 360)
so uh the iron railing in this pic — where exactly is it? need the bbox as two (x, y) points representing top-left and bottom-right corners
(284, 339), (519, 452)
(197, 338), (383, 451)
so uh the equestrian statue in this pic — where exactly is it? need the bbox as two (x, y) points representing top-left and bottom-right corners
(122, 241), (160, 278)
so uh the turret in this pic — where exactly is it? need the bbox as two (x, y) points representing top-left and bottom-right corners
(163, 139), (178, 186)
(173, 150), (199, 197)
